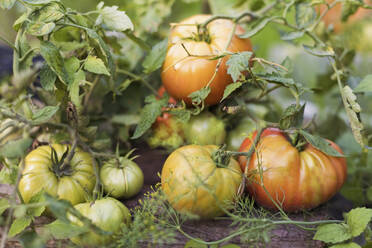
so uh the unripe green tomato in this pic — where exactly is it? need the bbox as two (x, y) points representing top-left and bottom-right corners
(100, 157), (144, 199)
(68, 197), (131, 246)
(226, 119), (255, 151)
(184, 111), (226, 145)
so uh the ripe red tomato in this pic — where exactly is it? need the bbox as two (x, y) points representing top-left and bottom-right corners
(238, 128), (347, 212)
(161, 14), (253, 105)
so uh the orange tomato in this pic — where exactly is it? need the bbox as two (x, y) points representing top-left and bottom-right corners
(239, 128), (347, 212)
(161, 15), (253, 106)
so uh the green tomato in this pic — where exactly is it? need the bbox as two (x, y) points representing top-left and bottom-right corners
(184, 111), (226, 145)
(226, 118), (256, 151)
(69, 197), (131, 246)
(100, 157), (144, 199)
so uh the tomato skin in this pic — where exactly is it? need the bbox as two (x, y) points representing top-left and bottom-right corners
(100, 157), (144, 199)
(68, 197), (131, 246)
(18, 144), (95, 205)
(161, 15), (253, 105)
(238, 128), (347, 212)
(161, 145), (242, 218)
(184, 111), (226, 145)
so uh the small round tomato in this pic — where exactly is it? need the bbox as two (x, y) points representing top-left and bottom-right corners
(100, 156), (144, 199)
(161, 145), (242, 218)
(226, 118), (256, 151)
(18, 144), (95, 205)
(238, 128), (347, 212)
(161, 14), (253, 105)
(184, 111), (226, 145)
(68, 197), (131, 246)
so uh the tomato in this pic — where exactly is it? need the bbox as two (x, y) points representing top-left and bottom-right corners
(68, 197), (131, 246)
(161, 145), (242, 218)
(184, 111), (226, 145)
(226, 118), (256, 151)
(18, 144), (95, 205)
(318, 0), (372, 33)
(100, 157), (144, 199)
(161, 14), (253, 105)
(238, 128), (347, 212)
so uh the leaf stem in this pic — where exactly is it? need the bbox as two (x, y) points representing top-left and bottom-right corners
(117, 69), (158, 95)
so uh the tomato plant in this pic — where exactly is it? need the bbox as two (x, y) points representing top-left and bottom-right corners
(19, 144), (95, 205)
(239, 128), (347, 212)
(161, 14), (253, 105)
(100, 155), (144, 199)
(161, 144), (242, 218)
(226, 117), (256, 151)
(68, 197), (131, 246)
(184, 111), (226, 145)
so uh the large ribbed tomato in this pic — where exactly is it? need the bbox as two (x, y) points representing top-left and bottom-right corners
(19, 144), (95, 205)
(161, 145), (242, 219)
(238, 128), (347, 212)
(161, 15), (253, 105)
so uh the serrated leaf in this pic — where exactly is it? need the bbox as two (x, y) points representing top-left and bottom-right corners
(188, 87), (211, 105)
(354, 75), (372, 93)
(142, 38), (168, 74)
(0, 198), (10, 215)
(346, 207), (372, 237)
(65, 57), (80, 75)
(8, 216), (32, 238)
(45, 219), (89, 239)
(27, 22), (55, 36)
(33, 2), (64, 23)
(97, 5), (133, 31)
(303, 45), (334, 57)
(84, 56), (110, 76)
(226, 51), (253, 82)
(168, 109), (191, 123)
(31, 105), (59, 125)
(0, 0), (16, 9)
(281, 31), (304, 41)
(0, 138), (33, 159)
(40, 41), (71, 85)
(239, 16), (279, 38)
(330, 242), (361, 248)
(295, 3), (316, 29)
(69, 70), (84, 108)
(279, 104), (305, 130)
(313, 223), (352, 244)
(221, 82), (243, 102)
(132, 95), (169, 139)
(40, 64), (56, 91)
(300, 130), (344, 157)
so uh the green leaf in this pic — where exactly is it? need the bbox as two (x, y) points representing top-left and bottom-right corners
(132, 95), (169, 139)
(300, 130), (344, 157)
(65, 57), (80, 75)
(168, 109), (191, 123)
(226, 51), (253, 82)
(8, 216), (32, 238)
(0, 0), (16, 9)
(281, 31), (304, 41)
(188, 87), (211, 105)
(341, 2), (361, 22)
(69, 70), (85, 108)
(0, 198), (10, 215)
(96, 5), (134, 31)
(125, 31), (150, 51)
(142, 38), (168, 74)
(18, 231), (45, 248)
(13, 12), (29, 31)
(313, 223), (352, 244)
(221, 245), (241, 248)
(0, 138), (33, 159)
(184, 239), (208, 248)
(295, 3), (316, 29)
(31, 105), (59, 125)
(0, 163), (18, 184)
(45, 219), (89, 239)
(330, 242), (361, 248)
(40, 41), (71, 85)
(303, 45), (334, 57)
(40, 64), (56, 91)
(23, 0), (59, 5)
(33, 2), (64, 23)
(27, 190), (45, 217)
(346, 208), (372, 237)
(111, 114), (140, 126)
(44, 193), (72, 222)
(354, 75), (372, 93)
(239, 16), (279, 38)
(84, 56), (110, 76)
(221, 82), (243, 102)
(279, 104), (305, 130)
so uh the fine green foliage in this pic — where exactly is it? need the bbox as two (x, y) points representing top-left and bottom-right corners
(226, 52), (253, 82)
(300, 130), (344, 157)
(354, 74), (372, 93)
(0, 137), (33, 158)
(142, 38), (168, 74)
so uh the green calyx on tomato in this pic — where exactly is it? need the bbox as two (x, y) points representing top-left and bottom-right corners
(19, 144), (96, 205)
(68, 197), (131, 246)
(238, 128), (347, 212)
(184, 111), (226, 146)
(100, 150), (144, 199)
(161, 144), (242, 219)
